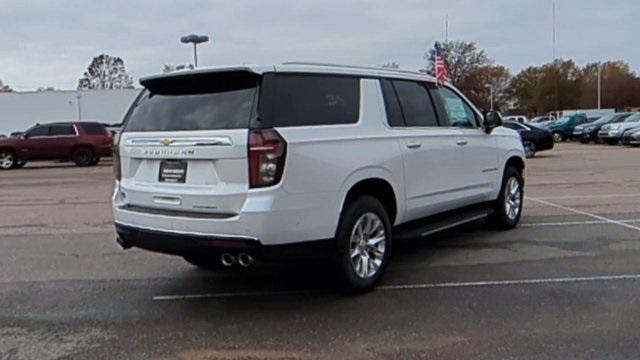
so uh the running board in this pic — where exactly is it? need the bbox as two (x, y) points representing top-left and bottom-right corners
(394, 204), (493, 241)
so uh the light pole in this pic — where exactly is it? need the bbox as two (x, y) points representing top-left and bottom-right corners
(485, 84), (494, 111)
(597, 63), (602, 109)
(69, 93), (82, 121)
(180, 34), (209, 67)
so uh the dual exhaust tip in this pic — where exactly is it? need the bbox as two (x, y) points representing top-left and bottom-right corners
(221, 252), (254, 267)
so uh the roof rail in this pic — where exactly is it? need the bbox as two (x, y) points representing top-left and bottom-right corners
(281, 62), (428, 77)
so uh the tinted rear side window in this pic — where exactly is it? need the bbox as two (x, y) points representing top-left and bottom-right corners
(259, 74), (360, 127)
(82, 123), (107, 135)
(124, 71), (259, 132)
(49, 125), (76, 136)
(391, 80), (438, 127)
(380, 79), (405, 127)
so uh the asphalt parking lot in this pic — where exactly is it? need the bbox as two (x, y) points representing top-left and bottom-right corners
(1, 142), (640, 359)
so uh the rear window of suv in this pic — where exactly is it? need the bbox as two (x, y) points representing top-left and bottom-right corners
(259, 74), (360, 127)
(124, 71), (259, 132)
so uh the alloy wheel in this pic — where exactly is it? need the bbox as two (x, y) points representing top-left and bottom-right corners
(552, 133), (563, 142)
(523, 141), (536, 158)
(0, 152), (14, 169)
(504, 177), (522, 221)
(349, 212), (387, 279)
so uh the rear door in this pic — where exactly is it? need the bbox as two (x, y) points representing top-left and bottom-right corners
(431, 86), (499, 204)
(381, 79), (463, 221)
(47, 124), (78, 157)
(118, 71), (260, 216)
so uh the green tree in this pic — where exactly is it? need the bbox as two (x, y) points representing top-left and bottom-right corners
(511, 60), (581, 114)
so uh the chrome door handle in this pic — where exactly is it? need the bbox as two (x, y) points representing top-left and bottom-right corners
(406, 142), (422, 149)
(456, 139), (468, 146)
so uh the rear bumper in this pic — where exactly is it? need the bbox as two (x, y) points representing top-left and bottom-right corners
(598, 132), (621, 140)
(95, 144), (113, 157)
(115, 222), (333, 260)
(112, 182), (339, 247)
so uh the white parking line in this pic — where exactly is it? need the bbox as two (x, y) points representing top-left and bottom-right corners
(526, 197), (640, 232)
(520, 219), (640, 227)
(534, 193), (640, 200)
(378, 274), (640, 290)
(153, 274), (640, 301)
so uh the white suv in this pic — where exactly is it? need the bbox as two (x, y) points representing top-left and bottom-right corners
(113, 63), (525, 292)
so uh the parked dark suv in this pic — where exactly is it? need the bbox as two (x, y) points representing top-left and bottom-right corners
(0, 122), (112, 169)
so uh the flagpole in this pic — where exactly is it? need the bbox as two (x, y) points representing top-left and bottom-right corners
(445, 14), (449, 42)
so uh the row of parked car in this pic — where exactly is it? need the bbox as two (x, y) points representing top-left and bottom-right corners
(501, 112), (640, 157)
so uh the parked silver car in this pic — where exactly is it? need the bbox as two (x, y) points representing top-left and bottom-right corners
(598, 113), (640, 145)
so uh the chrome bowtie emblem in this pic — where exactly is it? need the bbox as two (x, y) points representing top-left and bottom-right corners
(160, 138), (174, 146)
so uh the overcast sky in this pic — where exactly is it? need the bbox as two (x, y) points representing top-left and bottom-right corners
(1, 0), (639, 90)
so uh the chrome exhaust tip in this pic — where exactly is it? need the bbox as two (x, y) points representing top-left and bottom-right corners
(220, 253), (236, 267)
(237, 253), (254, 267)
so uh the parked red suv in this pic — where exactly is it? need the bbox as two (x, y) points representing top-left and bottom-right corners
(0, 122), (112, 169)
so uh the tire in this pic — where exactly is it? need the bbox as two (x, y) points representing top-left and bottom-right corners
(72, 147), (95, 167)
(183, 253), (232, 271)
(488, 167), (524, 230)
(552, 132), (564, 143)
(606, 139), (618, 145)
(334, 196), (392, 293)
(580, 138), (590, 144)
(90, 157), (100, 166)
(0, 150), (16, 170)
(12, 160), (26, 169)
(523, 141), (536, 158)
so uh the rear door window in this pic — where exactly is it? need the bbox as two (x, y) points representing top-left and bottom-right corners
(124, 71), (259, 132)
(259, 74), (360, 127)
(49, 124), (76, 136)
(391, 80), (439, 127)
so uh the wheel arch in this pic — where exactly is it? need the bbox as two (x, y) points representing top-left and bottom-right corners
(504, 154), (525, 176)
(336, 169), (402, 229)
(71, 144), (95, 155)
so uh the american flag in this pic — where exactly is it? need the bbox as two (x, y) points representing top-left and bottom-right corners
(434, 42), (448, 86)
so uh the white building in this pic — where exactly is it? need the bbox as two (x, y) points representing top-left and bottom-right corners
(0, 89), (140, 135)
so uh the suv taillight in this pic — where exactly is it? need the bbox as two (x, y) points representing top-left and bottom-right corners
(248, 129), (286, 188)
(112, 133), (121, 181)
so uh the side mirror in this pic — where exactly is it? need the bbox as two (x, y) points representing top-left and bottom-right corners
(483, 111), (503, 134)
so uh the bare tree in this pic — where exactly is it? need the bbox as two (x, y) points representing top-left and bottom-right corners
(425, 41), (492, 86)
(77, 54), (134, 90)
(381, 62), (400, 69)
(0, 80), (12, 93)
